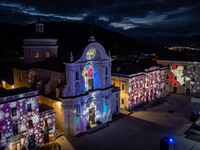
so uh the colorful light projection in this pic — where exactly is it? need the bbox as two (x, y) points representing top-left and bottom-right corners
(168, 63), (190, 87)
(82, 48), (101, 91)
(0, 93), (55, 150)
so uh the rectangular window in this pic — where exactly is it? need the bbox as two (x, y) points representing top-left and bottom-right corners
(113, 82), (115, 86)
(35, 52), (39, 58)
(13, 124), (18, 135)
(121, 99), (124, 104)
(19, 73), (22, 81)
(136, 97), (138, 103)
(29, 120), (33, 129)
(43, 119), (48, 127)
(116, 93), (118, 97)
(46, 52), (50, 58)
(122, 84), (124, 90)
(12, 108), (17, 117)
(167, 75), (169, 79)
(184, 65), (187, 70)
(27, 104), (32, 112)
(193, 66), (196, 71)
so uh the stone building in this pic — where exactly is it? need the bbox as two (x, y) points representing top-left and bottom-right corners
(111, 61), (167, 110)
(13, 22), (120, 136)
(157, 57), (200, 94)
(0, 87), (55, 150)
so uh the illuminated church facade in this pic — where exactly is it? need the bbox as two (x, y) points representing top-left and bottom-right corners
(13, 22), (120, 136)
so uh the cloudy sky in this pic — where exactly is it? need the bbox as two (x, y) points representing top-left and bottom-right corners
(0, 0), (200, 37)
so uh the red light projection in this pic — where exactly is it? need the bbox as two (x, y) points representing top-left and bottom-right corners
(167, 63), (190, 87)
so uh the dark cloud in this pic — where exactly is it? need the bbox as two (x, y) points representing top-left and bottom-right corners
(0, 0), (200, 37)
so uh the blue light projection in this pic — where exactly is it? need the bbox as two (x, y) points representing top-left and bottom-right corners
(82, 48), (101, 91)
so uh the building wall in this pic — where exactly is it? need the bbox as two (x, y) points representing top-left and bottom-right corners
(111, 88), (120, 115)
(111, 76), (129, 109)
(0, 91), (55, 150)
(13, 68), (29, 89)
(157, 60), (200, 94)
(39, 96), (64, 133)
(111, 67), (167, 110)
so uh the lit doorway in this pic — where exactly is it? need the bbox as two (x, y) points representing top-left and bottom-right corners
(89, 107), (95, 126)
(12, 142), (21, 150)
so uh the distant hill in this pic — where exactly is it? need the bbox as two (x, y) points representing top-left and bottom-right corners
(135, 35), (200, 48)
(0, 22), (168, 57)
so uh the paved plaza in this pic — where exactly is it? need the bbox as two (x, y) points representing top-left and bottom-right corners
(56, 94), (200, 150)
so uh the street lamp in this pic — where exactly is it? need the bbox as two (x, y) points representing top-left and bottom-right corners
(168, 110), (174, 137)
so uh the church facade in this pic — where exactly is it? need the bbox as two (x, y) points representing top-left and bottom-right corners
(13, 22), (120, 136)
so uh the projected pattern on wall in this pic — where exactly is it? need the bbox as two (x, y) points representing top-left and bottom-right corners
(0, 91), (55, 150)
(167, 63), (190, 87)
(82, 47), (101, 91)
(128, 69), (166, 107)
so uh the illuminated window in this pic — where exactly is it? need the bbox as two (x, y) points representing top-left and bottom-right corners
(121, 99), (124, 104)
(19, 73), (22, 81)
(12, 108), (17, 117)
(35, 52), (39, 58)
(46, 52), (50, 58)
(76, 104), (80, 116)
(29, 120), (33, 129)
(193, 66), (196, 71)
(27, 104), (32, 112)
(116, 93), (118, 97)
(122, 84), (124, 90)
(76, 71), (79, 80)
(43, 119), (48, 127)
(13, 124), (18, 135)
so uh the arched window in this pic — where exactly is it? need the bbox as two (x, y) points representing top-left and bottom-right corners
(106, 67), (108, 74)
(76, 71), (79, 80)
(75, 82), (79, 94)
(76, 104), (80, 116)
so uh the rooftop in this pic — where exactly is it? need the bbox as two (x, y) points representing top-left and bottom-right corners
(112, 61), (166, 75)
(39, 103), (54, 113)
(14, 57), (66, 72)
(0, 87), (35, 98)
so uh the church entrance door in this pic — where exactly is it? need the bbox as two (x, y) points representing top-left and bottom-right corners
(89, 107), (95, 125)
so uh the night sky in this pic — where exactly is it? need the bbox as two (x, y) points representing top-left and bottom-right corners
(0, 0), (200, 37)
